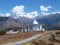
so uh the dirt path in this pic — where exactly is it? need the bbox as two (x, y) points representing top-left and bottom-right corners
(2, 34), (42, 45)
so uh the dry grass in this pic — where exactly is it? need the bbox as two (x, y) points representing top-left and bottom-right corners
(0, 30), (60, 45)
(0, 31), (43, 44)
(28, 30), (60, 45)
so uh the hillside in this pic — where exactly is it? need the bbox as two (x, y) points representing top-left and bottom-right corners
(0, 13), (60, 30)
(36, 13), (60, 30)
(0, 17), (28, 30)
(0, 31), (43, 44)
(25, 30), (60, 45)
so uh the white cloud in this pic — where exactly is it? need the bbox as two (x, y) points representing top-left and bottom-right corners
(31, 11), (38, 17)
(24, 11), (38, 18)
(0, 13), (10, 17)
(52, 12), (60, 14)
(0, 14), (5, 17)
(40, 5), (48, 12)
(41, 11), (60, 16)
(5, 13), (10, 17)
(41, 12), (50, 15)
(40, 5), (52, 12)
(0, 5), (52, 18)
(12, 5), (39, 19)
(12, 5), (25, 15)
(12, 5), (52, 18)
(40, 5), (52, 16)
(25, 13), (33, 18)
(12, 5), (24, 12)
(1, 5), (60, 19)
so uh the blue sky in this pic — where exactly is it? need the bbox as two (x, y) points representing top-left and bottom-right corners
(0, 0), (60, 18)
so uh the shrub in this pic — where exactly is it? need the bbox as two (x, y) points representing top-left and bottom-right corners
(49, 43), (54, 45)
(32, 40), (50, 45)
(55, 32), (60, 34)
(49, 34), (55, 42)
(0, 30), (6, 35)
(55, 39), (60, 43)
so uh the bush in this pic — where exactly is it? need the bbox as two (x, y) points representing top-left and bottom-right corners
(55, 32), (60, 34)
(49, 34), (55, 42)
(32, 40), (50, 45)
(49, 43), (54, 45)
(55, 39), (60, 43)
(0, 30), (6, 35)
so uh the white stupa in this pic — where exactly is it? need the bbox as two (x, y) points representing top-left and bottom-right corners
(33, 19), (38, 24)
(33, 19), (39, 31)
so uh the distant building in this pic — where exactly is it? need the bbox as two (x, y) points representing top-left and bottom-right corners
(0, 17), (45, 34)
(27, 19), (45, 32)
(6, 19), (45, 34)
